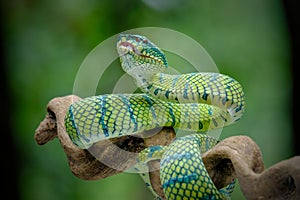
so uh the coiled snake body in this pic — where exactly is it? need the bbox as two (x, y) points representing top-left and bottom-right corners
(138, 134), (235, 200)
(65, 34), (245, 199)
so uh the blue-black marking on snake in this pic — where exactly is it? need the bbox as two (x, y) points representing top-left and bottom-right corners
(64, 34), (245, 199)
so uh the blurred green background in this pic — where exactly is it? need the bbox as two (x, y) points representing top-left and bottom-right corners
(3, 0), (294, 199)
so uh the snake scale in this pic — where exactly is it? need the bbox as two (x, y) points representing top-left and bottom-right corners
(64, 34), (245, 199)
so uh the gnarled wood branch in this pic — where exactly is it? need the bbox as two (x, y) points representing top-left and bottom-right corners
(34, 95), (300, 199)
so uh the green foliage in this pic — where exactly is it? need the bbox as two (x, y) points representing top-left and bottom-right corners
(4, 0), (292, 199)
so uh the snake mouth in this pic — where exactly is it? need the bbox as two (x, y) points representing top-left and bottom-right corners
(117, 41), (151, 57)
(117, 41), (163, 66)
(117, 34), (156, 58)
(117, 34), (168, 69)
(117, 41), (134, 56)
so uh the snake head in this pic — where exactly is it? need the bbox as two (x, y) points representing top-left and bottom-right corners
(117, 34), (168, 80)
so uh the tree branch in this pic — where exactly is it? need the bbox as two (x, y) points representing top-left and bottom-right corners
(34, 95), (300, 199)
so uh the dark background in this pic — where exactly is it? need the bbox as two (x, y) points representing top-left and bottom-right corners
(1, 0), (298, 199)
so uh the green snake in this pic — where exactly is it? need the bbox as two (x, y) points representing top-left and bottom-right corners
(64, 34), (245, 199)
